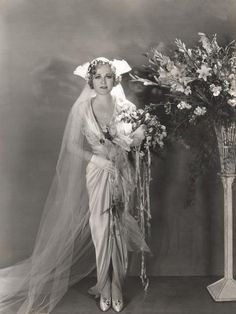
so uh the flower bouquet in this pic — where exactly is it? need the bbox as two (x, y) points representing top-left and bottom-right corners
(115, 105), (167, 290)
(115, 105), (167, 155)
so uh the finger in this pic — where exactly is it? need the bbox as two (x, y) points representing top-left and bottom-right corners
(106, 167), (116, 175)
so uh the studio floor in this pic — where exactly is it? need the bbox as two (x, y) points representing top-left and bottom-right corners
(50, 277), (236, 314)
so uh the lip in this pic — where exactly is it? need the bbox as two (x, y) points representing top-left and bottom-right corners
(100, 86), (108, 89)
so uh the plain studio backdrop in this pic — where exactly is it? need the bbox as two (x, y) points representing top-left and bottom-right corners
(0, 0), (236, 278)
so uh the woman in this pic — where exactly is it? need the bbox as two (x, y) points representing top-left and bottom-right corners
(0, 57), (149, 313)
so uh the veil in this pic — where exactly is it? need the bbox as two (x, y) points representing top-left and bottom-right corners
(0, 80), (144, 313)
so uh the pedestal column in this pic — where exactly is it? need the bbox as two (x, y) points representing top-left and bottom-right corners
(207, 174), (236, 301)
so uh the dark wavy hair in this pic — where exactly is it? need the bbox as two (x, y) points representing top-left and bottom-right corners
(87, 59), (121, 89)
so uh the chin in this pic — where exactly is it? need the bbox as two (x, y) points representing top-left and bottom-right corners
(97, 89), (112, 95)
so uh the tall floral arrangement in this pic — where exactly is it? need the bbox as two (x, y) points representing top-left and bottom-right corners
(132, 33), (236, 124)
(131, 33), (236, 204)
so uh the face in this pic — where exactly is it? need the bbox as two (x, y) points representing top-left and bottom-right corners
(92, 64), (114, 95)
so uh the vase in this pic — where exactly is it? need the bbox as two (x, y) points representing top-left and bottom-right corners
(214, 121), (236, 174)
(207, 121), (236, 301)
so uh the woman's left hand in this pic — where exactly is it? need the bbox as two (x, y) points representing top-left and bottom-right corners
(130, 124), (146, 147)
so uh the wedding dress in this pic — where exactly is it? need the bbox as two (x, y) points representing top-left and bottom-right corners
(0, 81), (149, 313)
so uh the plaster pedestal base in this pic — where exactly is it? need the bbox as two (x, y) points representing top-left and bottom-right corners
(207, 278), (236, 302)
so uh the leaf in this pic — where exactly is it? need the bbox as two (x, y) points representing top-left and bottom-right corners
(175, 39), (187, 53)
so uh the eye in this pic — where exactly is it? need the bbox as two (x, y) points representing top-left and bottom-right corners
(106, 75), (113, 79)
(94, 75), (101, 79)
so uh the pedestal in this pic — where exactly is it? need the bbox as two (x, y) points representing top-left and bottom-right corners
(207, 278), (236, 302)
(207, 174), (236, 301)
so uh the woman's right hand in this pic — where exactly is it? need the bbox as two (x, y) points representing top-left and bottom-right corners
(90, 155), (116, 175)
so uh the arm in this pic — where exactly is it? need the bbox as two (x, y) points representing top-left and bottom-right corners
(68, 129), (116, 174)
(67, 135), (93, 162)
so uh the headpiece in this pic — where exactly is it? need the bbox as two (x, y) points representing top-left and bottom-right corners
(73, 57), (131, 80)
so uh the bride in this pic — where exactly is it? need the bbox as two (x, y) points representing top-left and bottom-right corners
(0, 57), (149, 313)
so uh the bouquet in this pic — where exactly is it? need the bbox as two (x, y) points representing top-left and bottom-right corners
(114, 104), (166, 290)
(115, 105), (167, 157)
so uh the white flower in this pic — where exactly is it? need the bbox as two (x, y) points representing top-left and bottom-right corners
(213, 64), (218, 75)
(138, 109), (144, 115)
(166, 60), (175, 71)
(229, 89), (236, 97)
(177, 101), (192, 110)
(198, 32), (212, 54)
(130, 111), (138, 119)
(227, 98), (236, 107)
(158, 67), (169, 80)
(210, 84), (222, 96)
(171, 82), (185, 93)
(196, 64), (212, 81)
(184, 86), (192, 95)
(170, 65), (182, 77)
(217, 60), (222, 68)
(145, 113), (151, 121)
(194, 106), (207, 116)
(187, 49), (192, 57)
(116, 121), (133, 136)
(229, 74), (236, 80)
(223, 80), (230, 91)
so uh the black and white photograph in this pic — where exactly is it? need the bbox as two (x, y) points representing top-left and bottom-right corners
(1, 1), (236, 313)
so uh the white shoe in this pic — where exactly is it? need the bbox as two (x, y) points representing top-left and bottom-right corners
(112, 299), (124, 312)
(99, 295), (111, 312)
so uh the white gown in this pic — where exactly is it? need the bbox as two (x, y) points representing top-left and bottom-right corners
(84, 99), (133, 296)
(0, 93), (149, 313)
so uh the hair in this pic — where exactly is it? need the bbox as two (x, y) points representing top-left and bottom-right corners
(87, 59), (121, 89)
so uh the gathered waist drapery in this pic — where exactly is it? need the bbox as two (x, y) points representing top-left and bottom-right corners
(86, 156), (128, 295)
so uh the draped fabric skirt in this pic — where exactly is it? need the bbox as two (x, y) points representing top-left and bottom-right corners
(86, 160), (128, 297)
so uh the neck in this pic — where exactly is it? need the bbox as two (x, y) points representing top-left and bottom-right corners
(94, 94), (113, 106)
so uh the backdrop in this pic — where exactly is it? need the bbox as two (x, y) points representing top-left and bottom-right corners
(0, 0), (236, 276)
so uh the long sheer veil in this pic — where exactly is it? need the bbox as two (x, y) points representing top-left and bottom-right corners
(0, 83), (142, 314)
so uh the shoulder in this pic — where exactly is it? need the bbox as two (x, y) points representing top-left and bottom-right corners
(71, 99), (90, 117)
